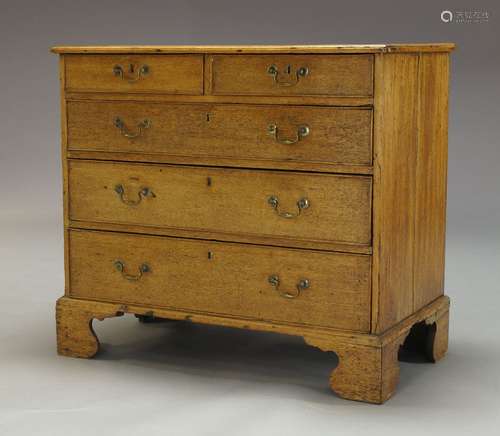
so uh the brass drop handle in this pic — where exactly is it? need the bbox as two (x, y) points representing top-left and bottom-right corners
(268, 124), (310, 145)
(114, 117), (151, 139)
(112, 63), (150, 82)
(268, 275), (310, 299)
(267, 196), (310, 219)
(114, 184), (155, 206)
(114, 260), (150, 281)
(267, 64), (309, 86)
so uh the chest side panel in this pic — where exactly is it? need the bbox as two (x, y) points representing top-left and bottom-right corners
(372, 52), (450, 333)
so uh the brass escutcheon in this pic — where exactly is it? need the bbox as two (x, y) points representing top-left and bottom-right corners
(112, 63), (150, 83)
(267, 64), (309, 86)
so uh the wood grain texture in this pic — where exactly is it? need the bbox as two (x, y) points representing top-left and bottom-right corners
(428, 309), (449, 362)
(67, 152), (374, 176)
(379, 295), (449, 346)
(305, 333), (409, 403)
(59, 55), (70, 295)
(372, 52), (451, 333)
(57, 296), (384, 347)
(334, 336), (407, 403)
(305, 295), (449, 402)
(65, 54), (203, 94)
(67, 100), (372, 167)
(68, 160), (372, 249)
(400, 306), (449, 363)
(53, 45), (453, 403)
(413, 53), (450, 310)
(56, 296), (124, 358)
(68, 229), (372, 332)
(68, 221), (373, 254)
(65, 91), (374, 107)
(372, 53), (419, 333)
(305, 297), (449, 404)
(51, 43), (456, 54)
(56, 294), (449, 402)
(208, 54), (373, 96)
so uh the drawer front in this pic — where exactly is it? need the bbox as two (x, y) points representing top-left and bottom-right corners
(68, 160), (372, 247)
(209, 55), (373, 96)
(67, 101), (373, 166)
(69, 230), (371, 332)
(65, 54), (203, 94)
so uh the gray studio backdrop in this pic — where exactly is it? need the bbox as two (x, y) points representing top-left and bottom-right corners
(0, 1), (499, 435)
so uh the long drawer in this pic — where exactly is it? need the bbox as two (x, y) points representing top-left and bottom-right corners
(67, 101), (373, 167)
(68, 160), (372, 248)
(65, 54), (204, 94)
(208, 54), (374, 96)
(69, 229), (371, 331)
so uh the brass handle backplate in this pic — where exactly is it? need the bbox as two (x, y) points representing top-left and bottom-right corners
(268, 124), (310, 145)
(114, 117), (151, 139)
(114, 184), (155, 206)
(267, 196), (310, 219)
(112, 63), (150, 83)
(114, 260), (151, 281)
(268, 274), (310, 299)
(267, 64), (309, 86)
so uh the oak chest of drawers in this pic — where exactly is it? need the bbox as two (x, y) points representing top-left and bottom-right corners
(52, 44), (454, 403)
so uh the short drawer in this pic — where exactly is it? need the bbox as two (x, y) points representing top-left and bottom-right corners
(68, 160), (372, 248)
(65, 54), (203, 94)
(67, 101), (373, 167)
(208, 54), (373, 96)
(69, 230), (371, 332)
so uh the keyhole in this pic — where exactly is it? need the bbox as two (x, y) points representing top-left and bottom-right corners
(129, 63), (134, 73)
(207, 177), (212, 187)
(286, 64), (291, 74)
(206, 113), (210, 122)
(208, 251), (213, 260)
